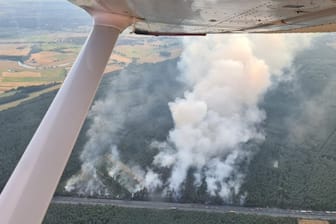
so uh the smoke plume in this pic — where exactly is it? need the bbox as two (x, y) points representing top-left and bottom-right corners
(144, 34), (313, 201)
(65, 34), (313, 202)
(65, 60), (183, 196)
(65, 71), (139, 196)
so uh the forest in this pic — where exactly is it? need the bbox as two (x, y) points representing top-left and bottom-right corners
(2, 36), (336, 212)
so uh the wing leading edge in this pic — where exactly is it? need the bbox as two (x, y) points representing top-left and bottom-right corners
(70, 0), (336, 34)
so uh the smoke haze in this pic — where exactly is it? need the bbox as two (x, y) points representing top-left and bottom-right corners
(66, 34), (314, 202)
(65, 61), (183, 196)
(144, 34), (312, 201)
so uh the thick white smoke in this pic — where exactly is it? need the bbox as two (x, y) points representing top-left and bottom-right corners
(65, 61), (183, 196)
(144, 34), (313, 201)
(65, 82), (130, 195)
(65, 34), (314, 202)
(65, 71), (152, 196)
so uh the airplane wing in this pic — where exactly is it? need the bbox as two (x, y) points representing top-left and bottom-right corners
(71, 0), (336, 34)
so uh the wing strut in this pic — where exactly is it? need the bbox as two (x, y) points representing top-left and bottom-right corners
(0, 13), (132, 223)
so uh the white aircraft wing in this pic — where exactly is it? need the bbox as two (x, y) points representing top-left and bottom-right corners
(71, 0), (336, 34)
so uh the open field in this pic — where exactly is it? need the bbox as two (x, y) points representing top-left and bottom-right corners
(299, 220), (329, 224)
(28, 51), (62, 65)
(0, 83), (61, 111)
(2, 71), (41, 78)
(104, 64), (124, 73)
(110, 53), (132, 64)
(0, 31), (181, 93)
(0, 44), (31, 56)
(0, 28), (88, 92)
(114, 44), (180, 64)
(0, 81), (47, 92)
(140, 48), (182, 64)
(0, 32), (182, 93)
(2, 68), (66, 82)
(0, 61), (22, 72)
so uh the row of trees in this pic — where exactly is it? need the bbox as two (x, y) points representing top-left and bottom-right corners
(0, 90), (56, 192)
(44, 204), (297, 224)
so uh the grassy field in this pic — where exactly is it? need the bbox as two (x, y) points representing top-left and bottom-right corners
(2, 68), (66, 83)
(2, 71), (41, 78)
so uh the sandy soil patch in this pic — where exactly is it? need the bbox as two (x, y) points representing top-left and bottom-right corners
(137, 48), (181, 64)
(298, 219), (329, 224)
(114, 44), (181, 64)
(2, 71), (41, 78)
(0, 87), (11, 92)
(0, 60), (23, 74)
(0, 83), (61, 111)
(0, 44), (31, 56)
(110, 53), (132, 63)
(104, 64), (123, 73)
(27, 51), (59, 65)
(0, 82), (45, 87)
(0, 82), (45, 93)
(0, 61), (13, 66)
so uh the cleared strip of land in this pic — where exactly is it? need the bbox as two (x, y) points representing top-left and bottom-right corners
(0, 84), (60, 111)
(2, 71), (41, 78)
(52, 196), (336, 221)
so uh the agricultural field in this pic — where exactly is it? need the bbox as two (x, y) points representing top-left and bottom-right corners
(298, 220), (329, 224)
(0, 83), (61, 111)
(0, 30), (182, 93)
(0, 44), (31, 56)
(0, 0), (182, 94)
(0, 34), (74, 92)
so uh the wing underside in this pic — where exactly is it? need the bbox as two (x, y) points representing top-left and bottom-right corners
(70, 0), (336, 35)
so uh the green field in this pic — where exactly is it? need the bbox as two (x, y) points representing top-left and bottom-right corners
(2, 68), (66, 83)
